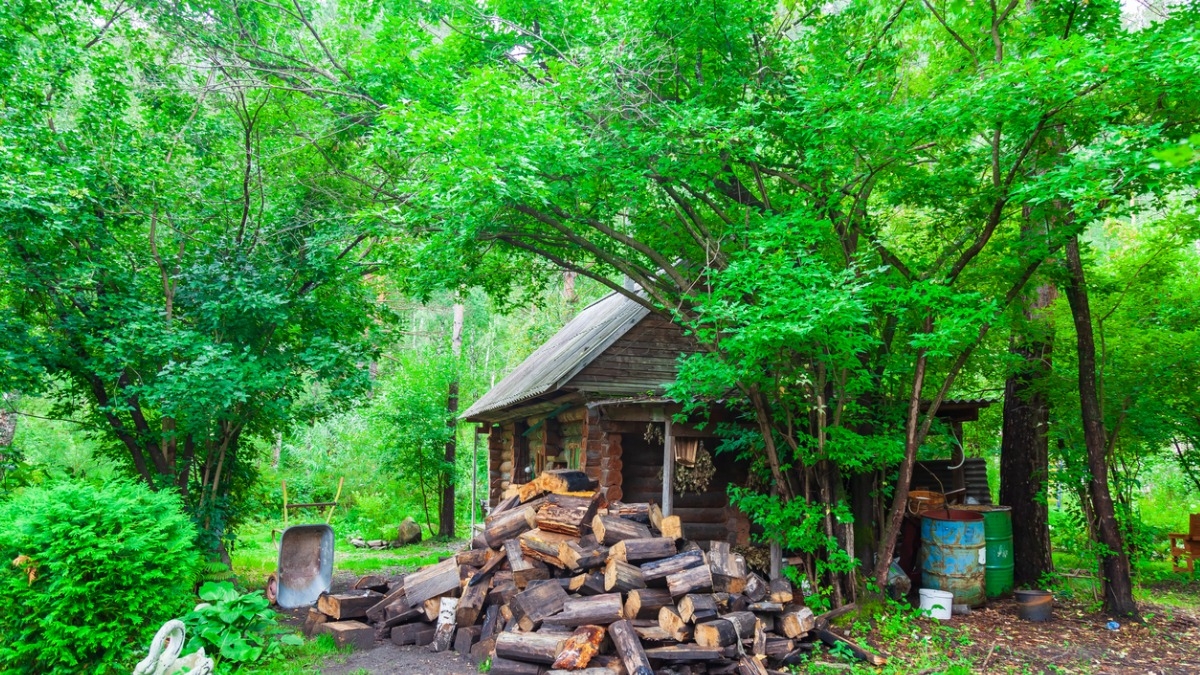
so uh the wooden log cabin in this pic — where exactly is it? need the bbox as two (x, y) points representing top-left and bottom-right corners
(462, 291), (751, 545)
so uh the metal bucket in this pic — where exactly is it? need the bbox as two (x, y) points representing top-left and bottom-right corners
(982, 507), (1014, 598)
(1015, 589), (1053, 622)
(920, 509), (986, 608)
(276, 524), (334, 609)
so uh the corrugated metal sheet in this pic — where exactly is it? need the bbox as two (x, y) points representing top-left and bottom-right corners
(461, 291), (649, 421)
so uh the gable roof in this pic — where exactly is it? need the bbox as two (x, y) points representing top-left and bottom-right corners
(462, 291), (650, 422)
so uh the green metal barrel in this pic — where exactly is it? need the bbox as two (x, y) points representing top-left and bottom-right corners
(983, 507), (1014, 598)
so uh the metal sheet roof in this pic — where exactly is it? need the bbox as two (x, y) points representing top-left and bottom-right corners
(462, 291), (650, 422)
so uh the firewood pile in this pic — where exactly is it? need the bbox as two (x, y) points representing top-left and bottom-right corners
(301, 470), (886, 674)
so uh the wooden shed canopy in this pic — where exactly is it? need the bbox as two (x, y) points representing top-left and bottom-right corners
(463, 291), (672, 423)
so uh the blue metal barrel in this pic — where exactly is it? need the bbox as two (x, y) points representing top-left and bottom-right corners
(920, 509), (986, 607)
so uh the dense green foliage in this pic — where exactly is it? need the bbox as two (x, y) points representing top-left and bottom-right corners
(185, 581), (301, 667)
(0, 480), (200, 674)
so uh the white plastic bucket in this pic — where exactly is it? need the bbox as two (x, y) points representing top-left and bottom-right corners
(919, 588), (954, 620)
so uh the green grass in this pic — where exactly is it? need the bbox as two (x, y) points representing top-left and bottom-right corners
(235, 634), (348, 675)
(230, 520), (464, 588)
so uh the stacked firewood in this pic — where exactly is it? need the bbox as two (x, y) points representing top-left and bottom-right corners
(308, 470), (886, 673)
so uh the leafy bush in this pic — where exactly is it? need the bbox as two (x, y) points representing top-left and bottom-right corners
(184, 582), (301, 666)
(0, 479), (201, 674)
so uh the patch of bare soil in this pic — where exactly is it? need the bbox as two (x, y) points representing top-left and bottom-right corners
(954, 598), (1200, 674)
(316, 643), (476, 675)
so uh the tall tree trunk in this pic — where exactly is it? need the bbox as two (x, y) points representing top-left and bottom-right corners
(1063, 237), (1138, 618)
(439, 302), (465, 538)
(1000, 283), (1056, 587)
(0, 392), (16, 450)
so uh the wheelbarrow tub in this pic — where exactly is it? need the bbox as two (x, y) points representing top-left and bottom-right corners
(276, 524), (334, 609)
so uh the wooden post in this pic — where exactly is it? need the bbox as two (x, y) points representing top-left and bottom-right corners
(662, 418), (674, 517)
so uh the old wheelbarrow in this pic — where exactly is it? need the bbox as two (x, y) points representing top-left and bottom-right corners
(265, 478), (342, 609)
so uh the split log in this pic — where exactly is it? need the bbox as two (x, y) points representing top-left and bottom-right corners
(736, 655), (769, 675)
(454, 625), (481, 657)
(559, 541), (609, 571)
(648, 503), (663, 532)
(593, 514), (652, 545)
(609, 620), (654, 675)
(708, 542), (747, 594)
(657, 606), (692, 642)
(422, 597), (442, 622)
(764, 637), (795, 659)
(667, 564), (714, 598)
(390, 622), (435, 646)
(506, 539), (550, 588)
(677, 594), (718, 624)
(644, 646), (725, 662)
(365, 584), (407, 623)
(603, 558), (647, 593)
(632, 625), (672, 642)
(485, 506), (539, 549)
(610, 537), (677, 563)
(469, 547), (510, 587)
(457, 574), (489, 627)
(545, 594), (624, 627)
(316, 621), (375, 650)
(746, 602), (785, 613)
(520, 528), (574, 568)
(480, 603), (502, 641)
(471, 637), (497, 663)
(608, 502), (651, 523)
(403, 557), (462, 606)
(431, 597), (459, 652)
(694, 612), (758, 649)
(537, 493), (605, 537)
(512, 579), (570, 623)
(456, 549), (493, 568)
(624, 588), (674, 620)
(302, 607), (327, 637)
(660, 515), (684, 540)
(495, 630), (566, 665)
(767, 578), (793, 604)
(641, 548), (706, 584)
(743, 573), (768, 603)
(779, 607), (815, 639)
(551, 625), (607, 670)
(317, 590), (383, 620)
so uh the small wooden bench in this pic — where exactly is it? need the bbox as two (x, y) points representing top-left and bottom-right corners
(1168, 514), (1200, 573)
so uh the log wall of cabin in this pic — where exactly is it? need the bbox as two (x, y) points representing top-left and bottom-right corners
(488, 423), (516, 506)
(583, 408), (624, 502)
(616, 429), (750, 544)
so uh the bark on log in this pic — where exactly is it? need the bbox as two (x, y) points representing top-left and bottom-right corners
(545, 594), (624, 627)
(640, 548), (706, 584)
(624, 588), (674, 620)
(550, 625), (607, 670)
(609, 619), (654, 675)
(667, 564), (714, 598)
(604, 558), (647, 593)
(593, 514), (652, 545)
(485, 507), (539, 549)
(610, 537), (677, 563)
(657, 606), (691, 642)
(317, 590), (383, 620)
(678, 594), (719, 624)
(520, 528), (574, 568)
(694, 612), (758, 648)
(495, 630), (566, 665)
(403, 557), (462, 606)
